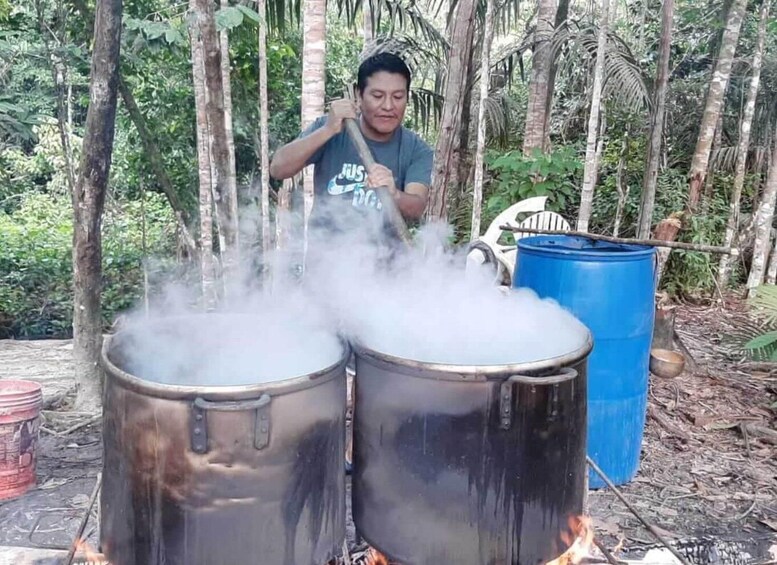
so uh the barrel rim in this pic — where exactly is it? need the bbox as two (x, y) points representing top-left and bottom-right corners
(352, 333), (592, 381)
(517, 234), (656, 259)
(100, 330), (350, 401)
(0, 379), (43, 395)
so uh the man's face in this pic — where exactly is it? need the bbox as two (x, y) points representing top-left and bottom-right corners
(358, 71), (409, 135)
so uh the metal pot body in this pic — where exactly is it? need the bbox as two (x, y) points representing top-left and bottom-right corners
(352, 343), (590, 565)
(100, 327), (348, 565)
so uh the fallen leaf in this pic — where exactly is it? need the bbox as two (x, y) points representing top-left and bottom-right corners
(760, 519), (777, 532)
(70, 493), (90, 507)
(594, 516), (622, 536)
(38, 478), (69, 490)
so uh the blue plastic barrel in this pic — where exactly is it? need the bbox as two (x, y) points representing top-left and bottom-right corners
(513, 235), (656, 487)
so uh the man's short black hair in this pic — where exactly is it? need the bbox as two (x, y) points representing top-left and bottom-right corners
(357, 53), (412, 93)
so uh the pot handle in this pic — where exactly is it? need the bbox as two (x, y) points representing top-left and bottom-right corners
(190, 394), (272, 454)
(499, 368), (578, 430)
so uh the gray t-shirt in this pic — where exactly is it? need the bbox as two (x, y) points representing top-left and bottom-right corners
(301, 117), (433, 232)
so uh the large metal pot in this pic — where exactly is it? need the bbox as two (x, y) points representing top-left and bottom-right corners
(352, 337), (592, 565)
(100, 314), (348, 565)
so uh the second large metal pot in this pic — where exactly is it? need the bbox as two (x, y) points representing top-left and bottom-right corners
(352, 337), (591, 565)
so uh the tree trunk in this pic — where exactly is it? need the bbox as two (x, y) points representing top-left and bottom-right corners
(258, 0), (271, 253)
(747, 120), (777, 297)
(36, 0), (76, 194)
(471, 0), (496, 240)
(191, 0), (239, 276)
(428, 0), (478, 220)
(686, 0), (746, 213)
(576, 0), (609, 233)
(190, 21), (216, 305)
(219, 0), (239, 255)
(361, 0), (375, 58)
(701, 111), (724, 214)
(637, 0), (673, 239)
(72, 0), (123, 409)
(613, 131), (629, 237)
(301, 0), (326, 232)
(523, 0), (558, 155)
(718, 0), (769, 288)
(276, 178), (293, 250)
(118, 77), (197, 255)
(542, 0), (569, 152)
(766, 231), (777, 285)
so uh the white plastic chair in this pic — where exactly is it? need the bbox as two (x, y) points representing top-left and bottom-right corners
(512, 211), (571, 243)
(466, 196), (548, 282)
(467, 205), (572, 285)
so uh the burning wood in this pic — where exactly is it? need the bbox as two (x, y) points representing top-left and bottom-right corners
(364, 547), (390, 565)
(71, 538), (110, 564)
(546, 516), (595, 565)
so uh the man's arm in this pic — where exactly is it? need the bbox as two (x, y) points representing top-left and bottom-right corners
(396, 182), (428, 220)
(269, 127), (333, 180)
(366, 165), (429, 221)
(269, 99), (357, 180)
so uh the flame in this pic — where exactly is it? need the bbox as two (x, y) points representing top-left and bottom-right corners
(546, 516), (594, 565)
(364, 547), (390, 565)
(74, 538), (109, 564)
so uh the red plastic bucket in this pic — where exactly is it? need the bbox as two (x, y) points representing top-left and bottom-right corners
(0, 380), (43, 500)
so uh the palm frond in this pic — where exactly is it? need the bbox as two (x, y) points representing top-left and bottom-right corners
(409, 87), (444, 134)
(549, 21), (649, 112)
(748, 284), (777, 325)
(362, 34), (444, 68)
(335, 0), (448, 53)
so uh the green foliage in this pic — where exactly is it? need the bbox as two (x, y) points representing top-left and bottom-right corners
(484, 147), (582, 225)
(0, 192), (176, 338)
(742, 286), (777, 361)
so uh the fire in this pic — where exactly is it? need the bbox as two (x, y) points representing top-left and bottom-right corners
(364, 547), (390, 565)
(74, 538), (110, 564)
(546, 516), (595, 565)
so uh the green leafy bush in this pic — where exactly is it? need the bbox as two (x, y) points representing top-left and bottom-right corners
(483, 147), (582, 233)
(0, 191), (176, 337)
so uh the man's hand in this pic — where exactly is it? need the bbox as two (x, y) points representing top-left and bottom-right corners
(366, 164), (400, 199)
(325, 99), (358, 136)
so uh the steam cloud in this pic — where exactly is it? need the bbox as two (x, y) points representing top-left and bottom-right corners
(117, 201), (589, 386)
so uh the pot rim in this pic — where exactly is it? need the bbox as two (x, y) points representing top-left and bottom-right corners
(352, 332), (593, 381)
(100, 332), (350, 401)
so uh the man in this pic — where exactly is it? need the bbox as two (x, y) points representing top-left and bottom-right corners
(269, 53), (434, 236)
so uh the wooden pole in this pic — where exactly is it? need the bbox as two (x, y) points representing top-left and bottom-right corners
(500, 226), (737, 255)
(343, 119), (413, 246)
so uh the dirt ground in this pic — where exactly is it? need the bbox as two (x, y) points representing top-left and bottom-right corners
(0, 299), (775, 564)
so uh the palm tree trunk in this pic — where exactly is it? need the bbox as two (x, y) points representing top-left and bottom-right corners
(576, 0), (610, 233)
(219, 0), (239, 253)
(523, 0), (558, 155)
(72, 0), (123, 409)
(191, 0), (239, 277)
(613, 131), (629, 237)
(766, 233), (777, 285)
(471, 0), (496, 240)
(276, 178), (293, 250)
(301, 0), (326, 231)
(258, 0), (271, 252)
(701, 111), (724, 214)
(191, 27), (217, 306)
(718, 0), (769, 288)
(361, 0), (375, 58)
(428, 0), (478, 220)
(747, 119), (777, 297)
(636, 0), (673, 239)
(686, 0), (746, 213)
(542, 0), (569, 152)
